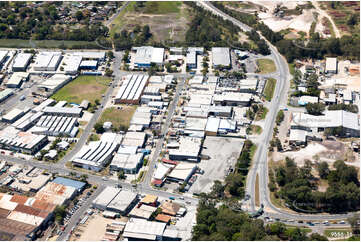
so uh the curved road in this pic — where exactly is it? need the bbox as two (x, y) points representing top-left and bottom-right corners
(198, 1), (357, 222)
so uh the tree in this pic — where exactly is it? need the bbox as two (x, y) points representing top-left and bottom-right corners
(276, 110), (284, 125)
(347, 14), (358, 26)
(308, 233), (328, 241)
(94, 122), (105, 134)
(54, 205), (66, 224)
(305, 103), (325, 115)
(80, 174), (88, 183)
(211, 180), (224, 198)
(75, 10), (83, 21)
(118, 170), (126, 180)
(95, 99), (100, 105)
(348, 214), (360, 237)
(107, 51), (114, 59)
(316, 162), (329, 179)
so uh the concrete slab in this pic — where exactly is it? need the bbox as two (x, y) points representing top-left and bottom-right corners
(189, 136), (244, 194)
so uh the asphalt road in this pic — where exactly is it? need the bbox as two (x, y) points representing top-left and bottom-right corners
(57, 185), (106, 241)
(198, 1), (357, 222)
(142, 77), (186, 187)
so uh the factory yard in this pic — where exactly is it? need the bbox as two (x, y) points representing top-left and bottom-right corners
(51, 75), (111, 105)
(189, 136), (244, 194)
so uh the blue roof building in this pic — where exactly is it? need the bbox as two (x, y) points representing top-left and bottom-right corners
(52, 177), (86, 192)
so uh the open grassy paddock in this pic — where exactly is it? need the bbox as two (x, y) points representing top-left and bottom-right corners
(264, 78), (277, 101)
(110, 1), (190, 42)
(51, 75), (111, 106)
(0, 39), (98, 49)
(256, 58), (277, 74)
(98, 106), (137, 132)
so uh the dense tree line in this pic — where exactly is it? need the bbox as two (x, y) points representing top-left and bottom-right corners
(272, 158), (359, 213)
(192, 198), (328, 240)
(328, 103), (358, 113)
(113, 25), (152, 50)
(182, 2), (251, 50)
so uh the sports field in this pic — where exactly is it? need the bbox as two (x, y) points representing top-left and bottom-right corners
(51, 75), (111, 106)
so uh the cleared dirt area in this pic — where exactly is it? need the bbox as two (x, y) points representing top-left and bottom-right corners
(272, 141), (359, 168)
(74, 214), (128, 241)
(111, 2), (191, 43)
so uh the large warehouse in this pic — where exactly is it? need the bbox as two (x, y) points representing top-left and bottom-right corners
(212, 47), (230, 68)
(37, 74), (72, 95)
(0, 126), (48, 154)
(114, 74), (149, 104)
(72, 133), (122, 171)
(43, 106), (83, 117)
(63, 55), (82, 74)
(32, 115), (78, 137)
(12, 53), (33, 72)
(6, 72), (29, 88)
(33, 52), (62, 71)
(133, 46), (165, 68)
(0, 50), (9, 65)
(92, 186), (122, 210)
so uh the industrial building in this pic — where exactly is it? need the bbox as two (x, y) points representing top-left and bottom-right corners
(133, 46), (165, 68)
(122, 132), (147, 148)
(80, 60), (98, 70)
(152, 162), (174, 187)
(12, 53), (32, 71)
(72, 133), (122, 171)
(13, 111), (43, 131)
(186, 51), (197, 69)
(34, 181), (76, 205)
(32, 115), (78, 137)
(10, 172), (51, 193)
(0, 88), (14, 103)
(37, 74), (72, 95)
(167, 162), (197, 183)
(187, 47), (204, 54)
(73, 51), (106, 61)
(92, 187), (122, 210)
(212, 47), (230, 68)
(291, 110), (360, 137)
(43, 106), (83, 117)
(106, 190), (138, 215)
(0, 193), (57, 240)
(129, 204), (157, 220)
(114, 74), (149, 104)
(1, 108), (29, 123)
(325, 57), (337, 74)
(33, 98), (56, 113)
(205, 117), (237, 135)
(0, 126), (48, 154)
(6, 72), (29, 88)
(110, 153), (144, 174)
(168, 137), (202, 161)
(33, 52), (62, 71)
(123, 218), (166, 240)
(213, 92), (253, 106)
(63, 55), (82, 74)
(238, 78), (258, 93)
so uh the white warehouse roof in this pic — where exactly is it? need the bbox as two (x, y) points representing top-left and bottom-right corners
(212, 47), (230, 67)
(134, 46), (164, 65)
(13, 53), (32, 69)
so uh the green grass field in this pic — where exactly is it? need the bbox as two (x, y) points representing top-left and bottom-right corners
(51, 75), (111, 105)
(142, 1), (182, 14)
(99, 106), (137, 131)
(0, 39), (98, 49)
(264, 78), (277, 102)
(257, 58), (277, 74)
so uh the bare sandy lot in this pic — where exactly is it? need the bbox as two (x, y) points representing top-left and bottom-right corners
(74, 214), (128, 241)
